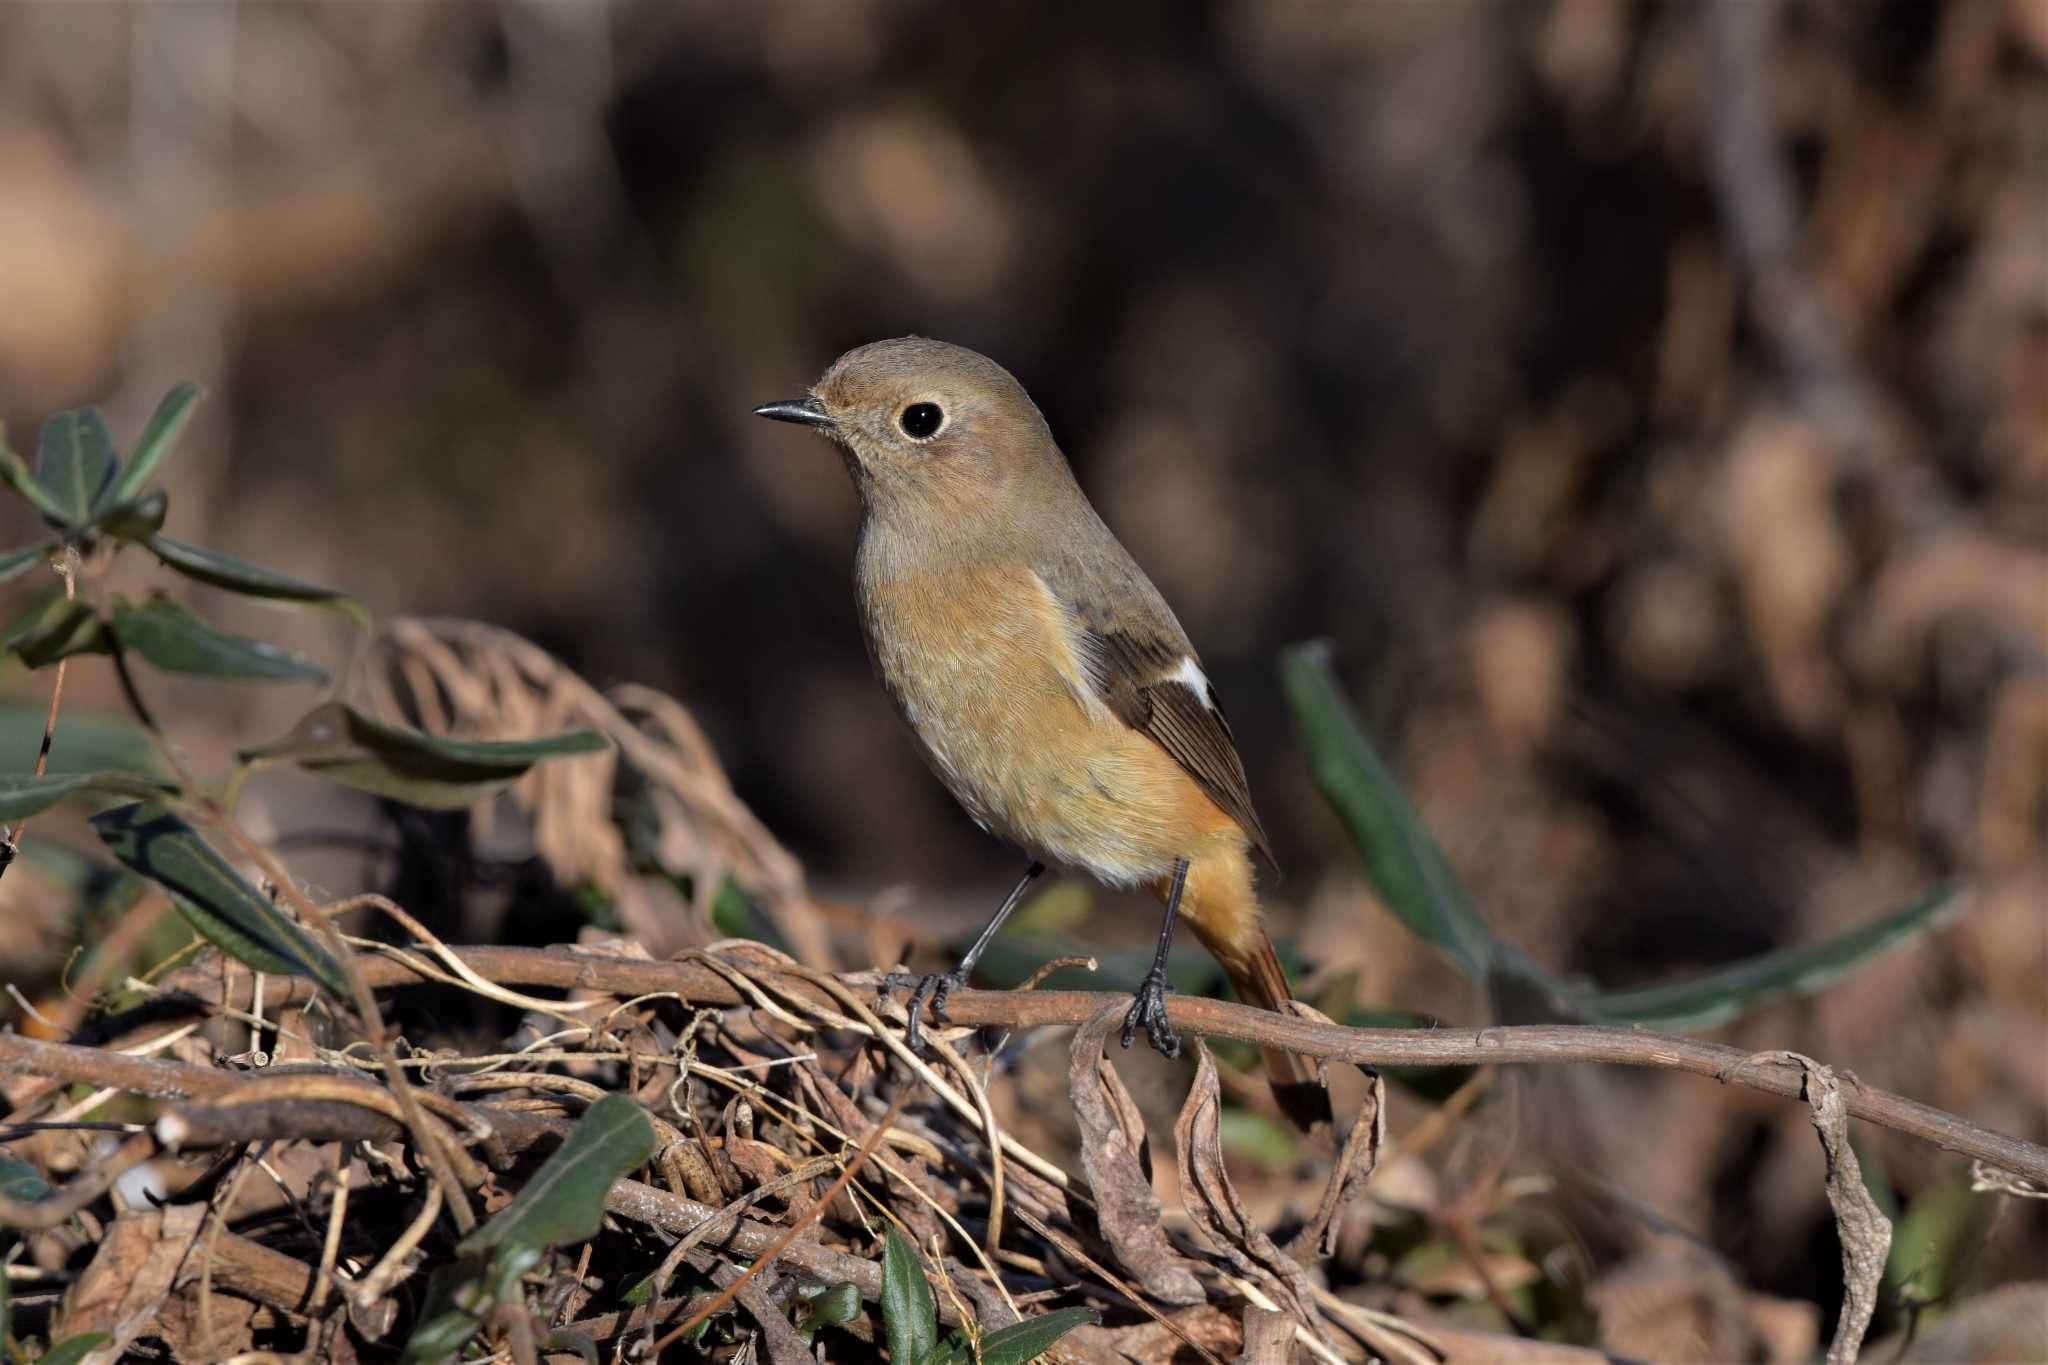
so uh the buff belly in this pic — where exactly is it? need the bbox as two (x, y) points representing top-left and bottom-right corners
(859, 565), (1243, 887)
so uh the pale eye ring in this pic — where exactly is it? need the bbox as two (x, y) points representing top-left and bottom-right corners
(898, 402), (944, 439)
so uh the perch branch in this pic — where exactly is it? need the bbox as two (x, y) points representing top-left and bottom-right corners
(63, 944), (2048, 1185)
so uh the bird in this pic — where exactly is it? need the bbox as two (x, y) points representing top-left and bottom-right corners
(754, 337), (1327, 1129)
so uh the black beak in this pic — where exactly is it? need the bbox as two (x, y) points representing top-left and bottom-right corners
(752, 396), (836, 429)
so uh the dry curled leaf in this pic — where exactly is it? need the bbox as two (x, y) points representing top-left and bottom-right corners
(1173, 1042), (1317, 1328)
(1748, 1052), (1892, 1365)
(1069, 1001), (1205, 1305)
(54, 1205), (205, 1365)
(1285, 1005), (1385, 1264)
(359, 617), (828, 965)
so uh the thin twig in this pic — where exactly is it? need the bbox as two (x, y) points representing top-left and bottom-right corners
(0, 1131), (156, 1229)
(0, 548), (79, 887)
(649, 1087), (912, 1353)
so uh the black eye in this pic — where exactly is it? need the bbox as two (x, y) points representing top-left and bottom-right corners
(898, 402), (944, 439)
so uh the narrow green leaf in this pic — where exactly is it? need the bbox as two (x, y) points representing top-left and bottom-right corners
(5, 596), (109, 669)
(0, 543), (50, 586)
(0, 439), (75, 526)
(145, 536), (366, 623)
(110, 594), (327, 683)
(457, 1093), (655, 1301)
(0, 771), (167, 822)
(32, 1333), (111, 1365)
(1576, 883), (1966, 1032)
(1280, 643), (1493, 978)
(89, 800), (351, 999)
(104, 382), (201, 507)
(976, 1307), (1102, 1365)
(0, 702), (158, 778)
(240, 701), (608, 809)
(96, 489), (169, 542)
(34, 409), (119, 524)
(1881, 1162), (1997, 1311)
(408, 1096), (655, 1361)
(706, 874), (794, 954)
(881, 1227), (937, 1365)
(0, 773), (96, 823)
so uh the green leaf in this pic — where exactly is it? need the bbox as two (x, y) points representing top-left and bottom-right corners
(706, 875), (792, 954)
(0, 773), (98, 823)
(240, 701), (608, 809)
(0, 1154), (52, 1206)
(400, 1267), (490, 1365)
(0, 439), (75, 527)
(5, 595), (109, 669)
(89, 800), (351, 999)
(33, 1333), (111, 1365)
(1881, 1162), (1997, 1312)
(145, 536), (365, 623)
(110, 594), (328, 683)
(96, 490), (169, 542)
(1575, 883), (1966, 1032)
(0, 702), (157, 778)
(1280, 643), (1493, 978)
(104, 383), (201, 507)
(457, 1093), (655, 1301)
(0, 771), (167, 822)
(1218, 1110), (1297, 1173)
(881, 1227), (937, 1365)
(406, 1096), (655, 1364)
(794, 1281), (863, 1338)
(975, 1307), (1101, 1365)
(0, 543), (50, 586)
(35, 409), (119, 525)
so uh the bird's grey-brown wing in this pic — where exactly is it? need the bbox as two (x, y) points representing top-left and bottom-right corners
(1036, 562), (1277, 869)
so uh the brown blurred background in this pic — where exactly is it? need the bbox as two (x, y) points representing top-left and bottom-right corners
(1, 0), (2043, 1352)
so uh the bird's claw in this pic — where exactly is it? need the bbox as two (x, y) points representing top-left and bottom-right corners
(891, 968), (967, 1052)
(1120, 972), (1180, 1059)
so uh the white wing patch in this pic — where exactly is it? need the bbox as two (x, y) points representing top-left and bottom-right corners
(1168, 655), (1215, 709)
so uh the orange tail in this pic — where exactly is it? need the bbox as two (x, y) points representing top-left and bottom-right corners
(1172, 851), (1332, 1133)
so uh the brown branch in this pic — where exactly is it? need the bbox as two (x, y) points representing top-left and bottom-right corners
(60, 942), (2048, 1185)
(0, 1131), (156, 1230)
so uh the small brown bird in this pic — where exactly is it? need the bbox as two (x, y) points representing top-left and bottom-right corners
(756, 338), (1325, 1127)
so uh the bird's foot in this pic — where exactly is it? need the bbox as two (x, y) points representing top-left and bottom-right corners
(1120, 971), (1181, 1059)
(886, 968), (968, 1052)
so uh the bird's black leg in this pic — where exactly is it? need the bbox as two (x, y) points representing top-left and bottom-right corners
(892, 861), (1044, 1050)
(1122, 857), (1187, 1059)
